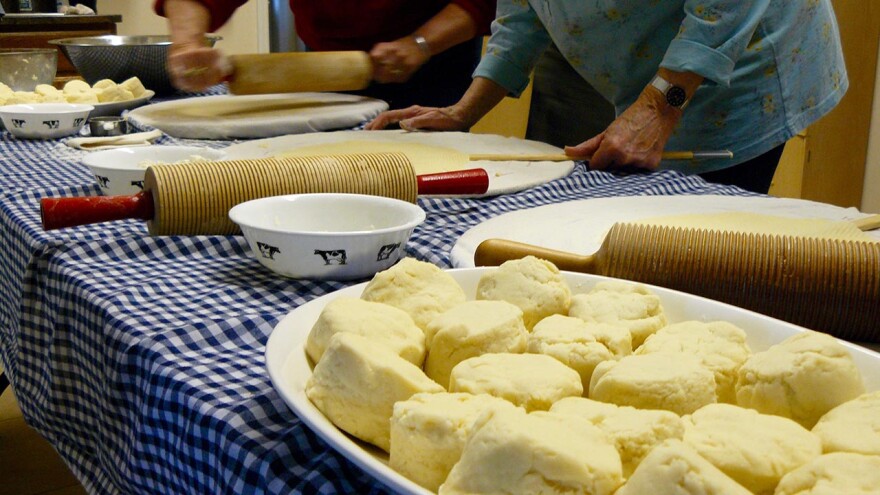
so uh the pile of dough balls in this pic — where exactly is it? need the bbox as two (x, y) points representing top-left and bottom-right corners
(0, 77), (148, 106)
(301, 256), (877, 495)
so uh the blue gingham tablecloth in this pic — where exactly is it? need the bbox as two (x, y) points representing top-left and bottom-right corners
(0, 101), (754, 494)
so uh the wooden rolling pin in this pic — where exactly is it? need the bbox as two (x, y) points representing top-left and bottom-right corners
(41, 153), (488, 235)
(469, 150), (734, 162)
(226, 51), (373, 95)
(474, 223), (880, 342)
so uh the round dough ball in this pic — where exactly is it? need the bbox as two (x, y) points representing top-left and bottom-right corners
(62, 79), (92, 94)
(64, 90), (98, 104)
(390, 392), (520, 492)
(735, 330), (865, 429)
(119, 76), (147, 97)
(812, 390), (880, 455)
(7, 91), (40, 104)
(550, 397), (684, 477)
(636, 320), (751, 403)
(304, 297), (425, 366)
(528, 315), (628, 392)
(34, 84), (61, 97)
(97, 85), (134, 103)
(449, 352), (583, 411)
(475, 255), (571, 330)
(424, 300), (527, 389)
(590, 353), (716, 415)
(683, 403), (822, 494)
(92, 78), (117, 90)
(361, 258), (466, 330)
(439, 409), (624, 495)
(775, 452), (880, 495)
(569, 281), (667, 348)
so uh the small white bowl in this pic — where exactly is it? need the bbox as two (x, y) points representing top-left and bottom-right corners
(82, 145), (227, 196)
(229, 193), (426, 280)
(0, 103), (93, 139)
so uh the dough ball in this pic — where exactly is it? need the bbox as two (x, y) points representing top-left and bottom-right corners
(569, 281), (667, 348)
(304, 297), (425, 366)
(64, 90), (98, 104)
(62, 79), (92, 94)
(812, 390), (880, 455)
(615, 439), (752, 495)
(7, 91), (40, 104)
(475, 255), (571, 330)
(0, 82), (13, 96)
(97, 85), (134, 103)
(390, 392), (520, 492)
(361, 258), (466, 330)
(590, 353), (716, 415)
(34, 84), (61, 97)
(735, 330), (865, 429)
(774, 452), (880, 495)
(305, 333), (444, 452)
(683, 403), (822, 494)
(636, 320), (751, 403)
(528, 315), (629, 392)
(550, 397), (684, 477)
(119, 76), (147, 97)
(439, 409), (624, 495)
(91, 78), (117, 91)
(424, 300), (527, 388)
(449, 352), (583, 411)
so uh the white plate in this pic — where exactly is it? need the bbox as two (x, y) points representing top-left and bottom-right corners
(223, 130), (575, 198)
(126, 93), (389, 139)
(89, 90), (155, 118)
(451, 195), (880, 267)
(265, 267), (880, 495)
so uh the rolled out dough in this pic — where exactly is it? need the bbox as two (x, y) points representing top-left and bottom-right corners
(277, 140), (469, 176)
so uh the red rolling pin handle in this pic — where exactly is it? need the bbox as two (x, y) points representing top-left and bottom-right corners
(40, 191), (155, 231)
(416, 168), (489, 195)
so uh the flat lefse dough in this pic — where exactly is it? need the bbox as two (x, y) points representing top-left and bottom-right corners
(636, 212), (873, 241)
(277, 140), (469, 176)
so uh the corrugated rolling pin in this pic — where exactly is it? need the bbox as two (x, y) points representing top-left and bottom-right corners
(474, 223), (880, 342)
(224, 51), (373, 95)
(40, 152), (488, 235)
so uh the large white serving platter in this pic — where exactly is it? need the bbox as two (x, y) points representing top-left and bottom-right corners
(265, 267), (880, 495)
(451, 195), (880, 267)
(90, 90), (155, 118)
(127, 93), (389, 139)
(223, 129), (575, 198)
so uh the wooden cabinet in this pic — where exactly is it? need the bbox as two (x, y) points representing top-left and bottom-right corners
(0, 14), (121, 86)
(769, 1), (880, 207)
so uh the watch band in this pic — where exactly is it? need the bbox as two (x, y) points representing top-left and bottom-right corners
(650, 75), (690, 110)
(412, 35), (431, 58)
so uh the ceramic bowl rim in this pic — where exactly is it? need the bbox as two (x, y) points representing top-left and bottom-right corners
(81, 146), (228, 172)
(0, 103), (95, 115)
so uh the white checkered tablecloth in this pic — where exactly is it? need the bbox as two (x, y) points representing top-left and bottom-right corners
(0, 95), (754, 494)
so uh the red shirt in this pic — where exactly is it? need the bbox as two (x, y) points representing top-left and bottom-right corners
(155, 0), (496, 51)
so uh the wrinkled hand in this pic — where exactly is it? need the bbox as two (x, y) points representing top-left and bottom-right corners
(370, 37), (430, 84)
(564, 88), (681, 171)
(168, 41), (232, 92)
(365, 105), (471, 131)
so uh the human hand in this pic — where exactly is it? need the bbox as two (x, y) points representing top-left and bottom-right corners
(369, 36), (430, 84)
(365, 105), (471, 131)
(167, 41), (232, 92)
(564, 87), (681, 171)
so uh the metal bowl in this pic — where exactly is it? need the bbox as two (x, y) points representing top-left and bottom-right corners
(49, 35), (221, 96)
(0, 48), (58, 91)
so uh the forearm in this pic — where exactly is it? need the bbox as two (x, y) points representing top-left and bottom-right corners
(451, 76), (510, 127)
(163, 0), (212, 46)
(412, 4), (481, 57)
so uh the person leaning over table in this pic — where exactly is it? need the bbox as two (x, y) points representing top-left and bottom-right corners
(154, 0), (497, 110)
(366, 1), (848, 194)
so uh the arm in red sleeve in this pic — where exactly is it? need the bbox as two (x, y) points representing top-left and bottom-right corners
(452, 0), (497, 36)
(154, 0), (246, 33)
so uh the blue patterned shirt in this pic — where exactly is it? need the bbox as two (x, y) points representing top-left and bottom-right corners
(476, 0), (847, 173)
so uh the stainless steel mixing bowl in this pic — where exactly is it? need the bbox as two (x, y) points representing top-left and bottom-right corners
(49, 35), (221, 96)
(0, 48), (58, 91)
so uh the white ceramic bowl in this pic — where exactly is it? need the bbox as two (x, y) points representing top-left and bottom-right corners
(0, 103), (93, 139)
(82, 145), (227, 196)
(229, 194), (426, 280)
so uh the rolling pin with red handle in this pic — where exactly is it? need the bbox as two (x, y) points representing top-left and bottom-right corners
(41, 153), (489, 235)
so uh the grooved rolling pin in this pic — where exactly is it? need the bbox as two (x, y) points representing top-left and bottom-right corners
(226, 51), (373, 95)
(474, 223), (880, 342)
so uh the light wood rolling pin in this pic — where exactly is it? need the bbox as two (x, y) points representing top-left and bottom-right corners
(226, 51), (373, 95)
(40, 153), (489, 236)
(474, 223), (880, 342)
(468, 151), (734, 161)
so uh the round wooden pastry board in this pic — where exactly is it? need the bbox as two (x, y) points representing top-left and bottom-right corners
(126, 93), (389, 139)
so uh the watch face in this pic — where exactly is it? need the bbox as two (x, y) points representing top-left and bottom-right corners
(666, 86), (688, 107)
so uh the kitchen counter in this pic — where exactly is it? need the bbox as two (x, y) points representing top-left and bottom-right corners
(0, 13), (121, 26)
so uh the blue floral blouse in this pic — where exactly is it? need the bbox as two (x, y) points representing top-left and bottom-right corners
(476, 0), (847, 173)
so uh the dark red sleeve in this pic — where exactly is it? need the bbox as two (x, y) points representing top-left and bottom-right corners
(153, 0), (247, 33)
(451, 0), (496, 36)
